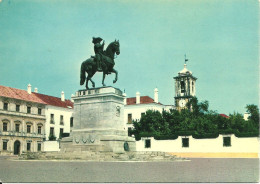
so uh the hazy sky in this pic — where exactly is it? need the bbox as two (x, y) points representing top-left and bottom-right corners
(0, 0), (258, 115)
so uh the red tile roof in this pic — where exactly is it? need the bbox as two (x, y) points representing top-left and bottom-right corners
(0, 85), (73, 108)
(34, 93), (73, 108)
(219, 114), (229, 118)
(127, 96), (161, 105)
(0, 85), (46, 104)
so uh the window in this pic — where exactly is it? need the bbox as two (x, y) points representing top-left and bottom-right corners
(181, 80), (185, 93)
(70, 117), (73, 127)
(141, 112), (145, 118)
(27, 125), (31, 133)
(27, 106), (31, 113)
(27, 142), (31, 151)
(16, 105), (20, 112)
(60, 115), (64, 125)
(38, 108), (42, 115)
(3, 122), (8, 132)
(15, 124), (20, 132)
(50, 114), (54, 124)
(60, 128), (64, 138)
(223, 137), (231, 147)
(128, 114), (132, 124)
(38, 126), (42, 134)
(50, 127), (54, 136)
(3, 140), (8, 150)
(145, 139), (151, 148)
(128, 127), (132, 136)
(49, 127), (55, 140)
(182, 138), (189, 147)
(37, 143), (41, 151)
(3, 103), (8, 110)
(192, 81), (194, 93)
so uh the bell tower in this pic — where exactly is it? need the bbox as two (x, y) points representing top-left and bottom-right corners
(174, 55), (197, 111)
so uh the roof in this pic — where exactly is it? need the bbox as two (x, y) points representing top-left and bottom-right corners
(34, 93), (73, 109)
(126, 96), (162, 105)
(0, 85), (73, 109)
(219, 114), (229, 118)
(0, 85), (46, 105)
(179, 64), (192, 75)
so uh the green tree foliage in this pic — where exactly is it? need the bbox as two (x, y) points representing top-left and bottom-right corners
(246, 104), (259, 129)
(131, 98), (259, 140)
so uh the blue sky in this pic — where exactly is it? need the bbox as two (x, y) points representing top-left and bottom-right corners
(0, 0), (258, 114)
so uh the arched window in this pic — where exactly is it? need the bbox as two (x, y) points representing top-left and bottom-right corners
(192, 81), (194, 93)
(181, 80), (185, 93)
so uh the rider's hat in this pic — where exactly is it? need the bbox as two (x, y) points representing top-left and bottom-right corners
(92, 37), (103, 44)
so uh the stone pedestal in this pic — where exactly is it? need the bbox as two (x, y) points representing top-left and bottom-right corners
(61, 87), (136, 153)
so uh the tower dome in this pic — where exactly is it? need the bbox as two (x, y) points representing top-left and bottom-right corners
(178, 64), (192, 75)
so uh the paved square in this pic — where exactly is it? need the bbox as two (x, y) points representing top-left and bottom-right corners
(0, 156), (258, 183)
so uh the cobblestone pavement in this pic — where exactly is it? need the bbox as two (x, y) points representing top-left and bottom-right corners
(0, 156), (258, 183)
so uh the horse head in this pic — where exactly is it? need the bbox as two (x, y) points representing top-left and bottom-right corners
(105, 40), (120, 59)
(113, 39), (120, 55)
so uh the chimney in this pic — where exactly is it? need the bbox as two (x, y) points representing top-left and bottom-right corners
(71, 94), (74, 102)
(27, 84), (31, 94)
(136, 92), (140, 104)
(61, 91), (65, 101)
(123, 92), (127, 105)
(34, 88), (38, 93)
(154, 88), (158, 103)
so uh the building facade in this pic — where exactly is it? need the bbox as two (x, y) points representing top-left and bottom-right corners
(0, 84), (74, 154)
(124, 88), (174, 135)
(0, 85), (46, 155)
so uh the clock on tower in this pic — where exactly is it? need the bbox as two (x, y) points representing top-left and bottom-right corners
(174, 56), (197, 111)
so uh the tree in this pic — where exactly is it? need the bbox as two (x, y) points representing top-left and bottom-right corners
(131, 99), (259, 140)
(246, 104), (259, 129)
(187, 97), (209, 116)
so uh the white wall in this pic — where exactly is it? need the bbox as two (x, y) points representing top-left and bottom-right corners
(43, 141), (60, 151)
(136, 134), (259, 153)
(45, 105), (73, 141)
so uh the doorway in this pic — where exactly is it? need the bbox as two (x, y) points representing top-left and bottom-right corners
(14, 140), (20, 155)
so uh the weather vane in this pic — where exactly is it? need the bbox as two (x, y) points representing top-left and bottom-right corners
(184, 54), (188, 64)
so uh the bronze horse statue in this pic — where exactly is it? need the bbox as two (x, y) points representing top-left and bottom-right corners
(80, 40), (120, 89)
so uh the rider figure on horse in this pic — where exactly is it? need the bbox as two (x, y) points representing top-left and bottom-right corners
(92, 37), (105, 71)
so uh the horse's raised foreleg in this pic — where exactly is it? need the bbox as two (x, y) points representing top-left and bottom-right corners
(102, 72), (106, 87)
(112, 69), (118, 83)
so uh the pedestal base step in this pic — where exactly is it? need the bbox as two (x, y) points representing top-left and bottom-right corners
(18, 151), (187, 162)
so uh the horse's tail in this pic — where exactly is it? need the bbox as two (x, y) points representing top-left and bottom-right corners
(80, 62), (86, 85)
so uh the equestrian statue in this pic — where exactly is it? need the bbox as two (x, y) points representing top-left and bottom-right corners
(80, 37), (120, 89)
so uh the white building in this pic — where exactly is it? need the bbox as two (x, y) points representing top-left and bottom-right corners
(124, 88), (174, 134)
(34, 90), (74, 151)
